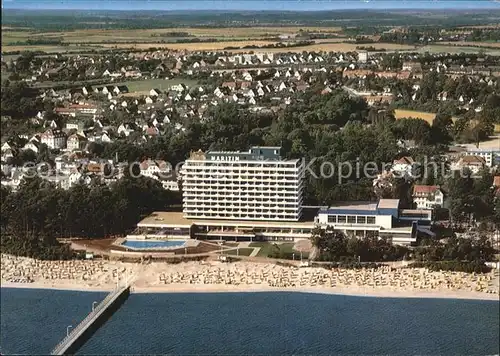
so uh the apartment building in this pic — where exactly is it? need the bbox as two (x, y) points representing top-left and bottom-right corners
(181, 147), (305, 221)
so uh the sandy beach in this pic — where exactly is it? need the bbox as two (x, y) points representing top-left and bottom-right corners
(1, 254), (499, 301)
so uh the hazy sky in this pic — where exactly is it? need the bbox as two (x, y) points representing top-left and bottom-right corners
(3, 0), (500, 11)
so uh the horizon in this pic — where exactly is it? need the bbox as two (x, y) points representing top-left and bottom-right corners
(3, 0), (500, 11)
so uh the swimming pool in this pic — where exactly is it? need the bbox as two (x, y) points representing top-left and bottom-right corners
(121, 240), (187, 250)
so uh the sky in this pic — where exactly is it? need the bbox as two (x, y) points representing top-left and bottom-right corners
(2, 0), (500, 11)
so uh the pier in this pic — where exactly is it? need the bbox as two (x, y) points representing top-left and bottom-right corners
(51, 284), (131, 355)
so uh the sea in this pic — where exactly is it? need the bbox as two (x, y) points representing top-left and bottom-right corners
(1, 288), (499, 355)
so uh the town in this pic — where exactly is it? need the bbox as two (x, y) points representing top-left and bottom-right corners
(2, 42), (499, 274)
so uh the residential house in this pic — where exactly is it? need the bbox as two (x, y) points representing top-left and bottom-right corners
(171, 83), (187, 92)
(23, 140), (41, 154)
(412, 185), (444, 209)
(140, 159), (171, 179)
(67, 133), (88, 151)
(41, 129), (67, 149)
(1, 142), (13, 154)
(391, 156), (418, 178)
(161, 180), (180, 191)
(149, 88), (162, 97)
(117, 123), (136, 137)
(113, 85), (129, 95)
(66, 119), (86, 132)
(402, 61), (423, 72)
(455, 155), (486, 174)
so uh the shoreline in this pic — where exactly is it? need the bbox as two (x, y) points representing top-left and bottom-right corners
(2, 282), (499, 301)
(2, 255), (498, 302)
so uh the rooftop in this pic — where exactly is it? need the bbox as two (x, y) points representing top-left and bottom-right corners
(326, 202), (378, 211)
(377, 199), (400, 209)
(322, 199), (400, 214)
(137, 212), (193, 227)
(136, 211), (315, 228)
(460, 155), (486, 165)
(207, 146), (282, 161)
(413, 185), (441, 194)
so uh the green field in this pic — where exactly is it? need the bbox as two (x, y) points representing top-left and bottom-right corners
(224, 248), (254, 257)
(114, 78), (199, 93)
(419, 44), (500, 55)
(249, 242), (308, 259)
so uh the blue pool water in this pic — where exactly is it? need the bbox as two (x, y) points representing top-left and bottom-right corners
(121, 240), (186, 249)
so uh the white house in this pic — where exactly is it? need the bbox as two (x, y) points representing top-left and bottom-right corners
(67, 133), (87, 151)
(412, 185), (444, 209)
(454, 155), (486, 174)
(161, 180), (180, 191)
(22, 140), (40, 154)
(41, 129), (67, 149)
(391, 156), (418, 178)
(140, 159), (171, 179)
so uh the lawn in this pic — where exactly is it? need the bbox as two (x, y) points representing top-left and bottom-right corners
(249, 242), (308, 260)
(112, 78), (199, 93)
(224, 248), (254, 257)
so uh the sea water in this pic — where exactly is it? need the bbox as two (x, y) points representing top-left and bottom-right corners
(1, 288), (499, 355)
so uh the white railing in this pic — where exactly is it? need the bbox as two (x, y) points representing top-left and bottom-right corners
(51, 284), (129, 355)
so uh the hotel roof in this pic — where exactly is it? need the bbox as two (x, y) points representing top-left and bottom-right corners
(377, 199), (400, 209)
(137, 211), (315, 228)
(321, 199), (400, 216)
(206, 146), (282, 161)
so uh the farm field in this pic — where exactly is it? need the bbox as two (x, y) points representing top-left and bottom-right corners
(99, 41), (416, 53)
(395, 109), (500, 134)
(394, 109), (437, 124)
(1, 26), (342, 45)
(1, 26), (415, 54)
(437, 41), (500, 48)
(419, 44), (500, 55)
(2, 44), (103, 53)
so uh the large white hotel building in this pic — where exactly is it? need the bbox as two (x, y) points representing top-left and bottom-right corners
(126, 146), (432, 246)
(181, 146), (305, 221)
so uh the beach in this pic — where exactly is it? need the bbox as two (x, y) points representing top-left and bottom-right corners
(1, 254), (499, 301)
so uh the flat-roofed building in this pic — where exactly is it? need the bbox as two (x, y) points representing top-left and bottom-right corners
(130, 211), (314, 242)
(181, 146), (305, 221)
(315, 199), (431, 246)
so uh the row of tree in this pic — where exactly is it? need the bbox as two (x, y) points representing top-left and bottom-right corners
(0, 173), (180, 259)
(310, 228), (496, 272)
(311, 227), (410, 262)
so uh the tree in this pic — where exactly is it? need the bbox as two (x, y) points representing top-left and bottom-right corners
(447, 169), (474, 223)
(432, 112), (453, 144)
